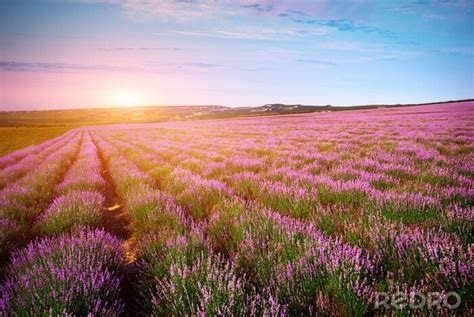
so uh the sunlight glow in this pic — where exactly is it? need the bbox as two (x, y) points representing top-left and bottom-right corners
(108, 90), (149, 108)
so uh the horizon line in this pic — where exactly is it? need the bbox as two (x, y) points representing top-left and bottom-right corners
(0, 97), (474, 112)
(1, 98), (474, 113)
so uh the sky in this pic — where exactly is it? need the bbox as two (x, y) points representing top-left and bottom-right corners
(0, 0), (473, 110)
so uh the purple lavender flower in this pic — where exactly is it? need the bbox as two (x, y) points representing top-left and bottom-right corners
(38, 190), (105, 235)
(0, 227), (124, 315)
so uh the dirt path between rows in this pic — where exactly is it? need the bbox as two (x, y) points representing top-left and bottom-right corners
(91, 133), (138, 316)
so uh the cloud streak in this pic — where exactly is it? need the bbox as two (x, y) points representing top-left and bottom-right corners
(0, 61), (139, 73)
(296, 58), (336, 66)
(169, 26), (330, 41)
(292, 18), (397, 39)
(79, 1), (396, 37)
(0, 60), (223, 73)
(98, 47), (186, 52)
(391, 0), (473, 19)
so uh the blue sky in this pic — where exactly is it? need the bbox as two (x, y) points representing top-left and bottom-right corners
(0, 0), (473, 110)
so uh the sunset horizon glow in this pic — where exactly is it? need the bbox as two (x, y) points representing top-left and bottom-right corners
(1, 0), (473, 110)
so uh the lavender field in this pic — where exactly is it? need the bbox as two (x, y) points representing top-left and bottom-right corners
(0, 102), (473, 315)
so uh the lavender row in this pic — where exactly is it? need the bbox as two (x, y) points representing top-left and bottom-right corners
(37, 131), (107, 236)
(94, 133), (286, 315)
(0, 227), (125, 315)
(0, 129), (77, 170)
(1, 133), (123, 315)
(0, 131), (83, 267)
(0, 130), (80, 190)
(95, 105), (473, 314)
(98, 132), (379, 314)
(0, 103), (471, 315)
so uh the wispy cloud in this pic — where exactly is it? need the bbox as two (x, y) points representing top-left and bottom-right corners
(278, 9), (310, 17)
(177, 62), (221, 68)
(241, 3), (274, 13)
(168, 30), (281, 41)
(430, 47), (474, 57)
(296, 58), (336, 66)
(75, 1), (398, 41)
(309, 41), (426, 58)
(119, 0), (244, 20)
(0, 61), (139, 73)
(0, 60), (223, 73)
(169, 26), (330, 41)
(391, 0), (473, 19)
(98, 47), (186, 52)
(292, 18), (397, 39)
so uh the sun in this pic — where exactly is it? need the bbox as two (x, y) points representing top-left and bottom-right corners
(109, 90), (148, 108)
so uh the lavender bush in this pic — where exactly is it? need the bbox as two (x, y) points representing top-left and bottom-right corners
(149, 252), (284, 316)
(0, 227), (124, 315)
(38, 190), (105, 235)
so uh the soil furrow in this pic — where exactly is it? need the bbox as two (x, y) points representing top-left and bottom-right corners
(90, 132), (137, 316)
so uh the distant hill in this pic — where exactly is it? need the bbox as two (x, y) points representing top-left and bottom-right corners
(0, 99), (472, 127)
(235, 104), (332, 113)
(0, 105), (227, 127)
(241, 98), (474, 114)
